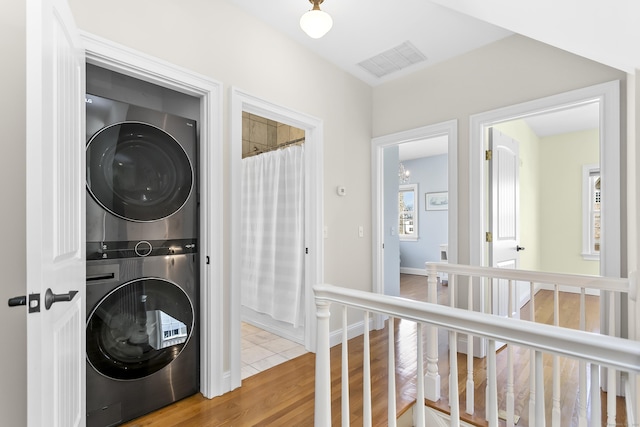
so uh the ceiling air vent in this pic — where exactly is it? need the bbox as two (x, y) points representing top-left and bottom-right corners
(357, 41), (427, 78)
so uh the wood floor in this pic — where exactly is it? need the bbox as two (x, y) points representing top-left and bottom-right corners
(123, 274), (627, 426)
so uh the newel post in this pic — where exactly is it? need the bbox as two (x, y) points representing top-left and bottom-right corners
(425, 263), (441, 401)
(315, 298), (332, 426)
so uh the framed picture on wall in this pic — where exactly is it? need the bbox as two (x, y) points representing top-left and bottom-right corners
(425, 192), (448, 211)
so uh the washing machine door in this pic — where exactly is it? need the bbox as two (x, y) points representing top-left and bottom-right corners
(86, 122), (193, 222)
(86, 278), (194, 380)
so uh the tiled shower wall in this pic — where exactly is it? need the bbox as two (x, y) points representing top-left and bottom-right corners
(242, 112), (305, 158)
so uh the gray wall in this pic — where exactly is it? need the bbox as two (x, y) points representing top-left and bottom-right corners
(0, 2), (27, 426)
(399, 154), (448, 269)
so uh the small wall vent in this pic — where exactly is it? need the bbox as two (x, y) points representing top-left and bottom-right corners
(357, 41), (427, 78)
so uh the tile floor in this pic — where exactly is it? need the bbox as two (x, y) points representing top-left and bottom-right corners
(241, 322), (307, 380)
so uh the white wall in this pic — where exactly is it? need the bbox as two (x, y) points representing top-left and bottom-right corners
(0, 2), (27, 426)
(373, 34), (627, 271)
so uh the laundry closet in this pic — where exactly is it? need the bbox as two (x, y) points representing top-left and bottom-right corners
(84, 64), (201, 426)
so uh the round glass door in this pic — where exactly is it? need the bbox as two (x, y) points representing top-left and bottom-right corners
(86, 278), (194, 380)
(86, 122), (193, 222)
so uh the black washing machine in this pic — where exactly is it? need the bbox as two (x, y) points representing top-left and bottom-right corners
(85, 242), (199, 426)
(85, 94), (200, 426)
(85, 93), (198, 244)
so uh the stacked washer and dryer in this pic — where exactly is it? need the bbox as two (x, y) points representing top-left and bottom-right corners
(85, 94), (200, 426)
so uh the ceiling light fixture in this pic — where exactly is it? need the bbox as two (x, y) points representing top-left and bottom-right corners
(399, 162), (410, 184)
(300, 0), (333, 39)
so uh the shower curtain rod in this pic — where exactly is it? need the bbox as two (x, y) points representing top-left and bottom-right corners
(253, 137), (305, 155)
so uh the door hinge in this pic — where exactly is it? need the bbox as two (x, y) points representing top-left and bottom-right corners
(485, 149), (492, 161)
(486, 231), (493, 243)
(305, 248), (309, 254)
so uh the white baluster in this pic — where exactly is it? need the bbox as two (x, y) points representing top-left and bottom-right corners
(506, 280), (514, 427)
(466, 274), (474, 415)
(535, 350), (546, 427)
(529, 281), (537, 426)
(449, 275), (460, 426)
(450, 330), (460, 427)
(416, 323), (425, 427)
(363, 311), (372, 427)
(578, 288), (587, 427)
(388, 316), (396, 427)
(552, 285), (561, 426)
(486, 339), (498, 427)
(341, 306), (350, 427)
(590, 364), (601, 427)
(607, 291), (617, 426)
(425, 264), (440, 401)
(314, 299), (331, 427)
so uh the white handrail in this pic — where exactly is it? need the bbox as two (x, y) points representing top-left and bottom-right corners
(314, 284), (640, 371)
(426, 262), (633, 297)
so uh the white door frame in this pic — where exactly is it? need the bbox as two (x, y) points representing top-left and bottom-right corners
(371, 120), (458, 329)
(470, 80), (621, 278)
(80, 32), (226, 398)
(230, 87), (324, 390)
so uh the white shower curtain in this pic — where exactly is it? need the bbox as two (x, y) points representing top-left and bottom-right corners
(241, 145), (305, 327)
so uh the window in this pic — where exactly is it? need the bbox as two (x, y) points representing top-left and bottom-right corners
(399, 184), (418, 240)
(582, 164), (600, 260)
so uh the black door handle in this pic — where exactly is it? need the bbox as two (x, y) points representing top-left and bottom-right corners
(44, 288), (78, 310)
(516, 245), (526, 252)
(8, 296), (27, 307)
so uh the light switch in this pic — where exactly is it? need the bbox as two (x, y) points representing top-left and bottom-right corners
(358, 226), (364, 238)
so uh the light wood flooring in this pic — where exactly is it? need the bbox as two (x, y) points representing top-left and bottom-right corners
(123, 274), (627, 426)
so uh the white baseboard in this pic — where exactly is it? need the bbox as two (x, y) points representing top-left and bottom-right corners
(400, 267), (427, 276)
(329, 320), (366, 347)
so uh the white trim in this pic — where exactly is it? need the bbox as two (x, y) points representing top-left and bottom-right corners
(470, 80), (621, 279)
(371, 120), (458, 329)
(230, 87), (324, 391)
(80, 32), (225, 398)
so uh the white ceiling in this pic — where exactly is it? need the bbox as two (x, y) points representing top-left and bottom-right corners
(225, 0), (602, 145)
(225, 0), (512, 86)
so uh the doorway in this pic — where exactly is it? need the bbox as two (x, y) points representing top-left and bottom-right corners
(469, 80), (621, 356)
(82, 32), (226, 399)
(470, 80), (621, 278)
(371, 120), (458, 328)
(239, 113), (308, 380)
(230, 88), (324, 390)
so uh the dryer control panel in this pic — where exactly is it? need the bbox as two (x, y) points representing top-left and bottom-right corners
(87, 239), (197, 260)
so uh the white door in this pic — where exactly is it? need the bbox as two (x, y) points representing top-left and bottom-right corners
(26, 0), (85, 425)
(488, 128), (520, 319)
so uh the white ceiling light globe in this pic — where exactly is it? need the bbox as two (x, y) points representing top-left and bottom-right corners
(300, 9), (333, 39)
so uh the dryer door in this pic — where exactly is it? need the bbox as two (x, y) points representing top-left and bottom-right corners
(86, 278), (194, 380)
(86, 121), (193, 222)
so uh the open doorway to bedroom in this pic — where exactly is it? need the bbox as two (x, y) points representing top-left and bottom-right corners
(371, 120), (458, 327)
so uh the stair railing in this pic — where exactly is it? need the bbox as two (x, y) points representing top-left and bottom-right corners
(313, 264), (639, 427)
